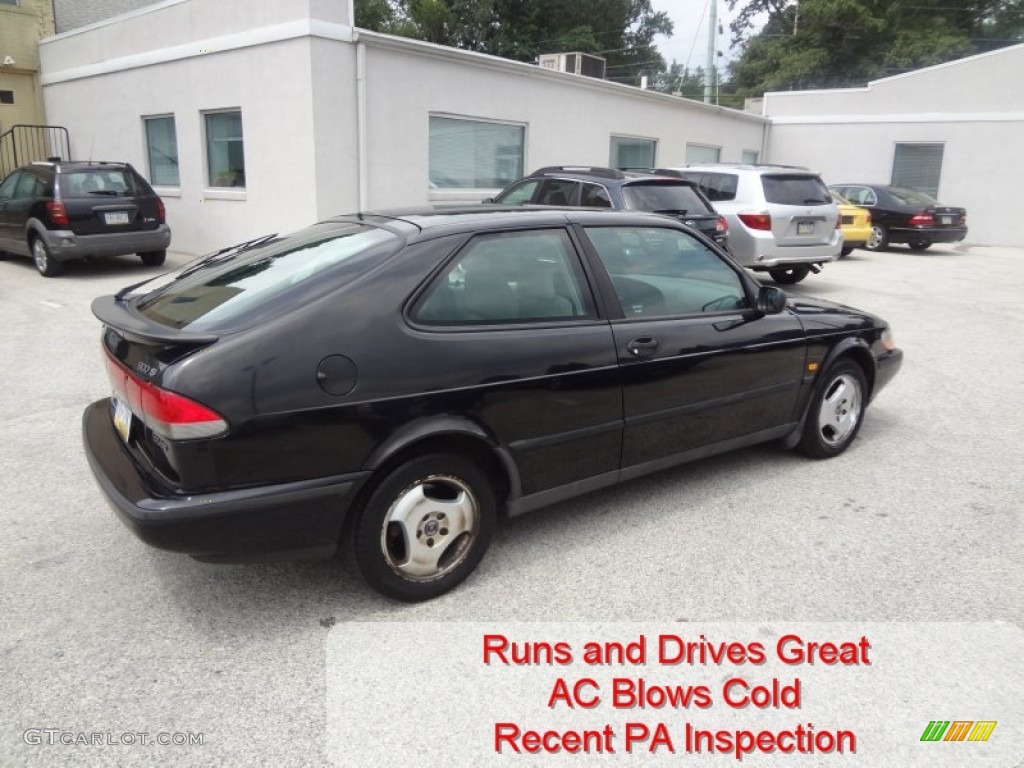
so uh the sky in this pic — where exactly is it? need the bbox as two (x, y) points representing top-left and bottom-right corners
(651, 0), (737, 72)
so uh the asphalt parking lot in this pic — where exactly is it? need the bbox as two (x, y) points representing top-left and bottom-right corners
(1, 242), (1021, 766)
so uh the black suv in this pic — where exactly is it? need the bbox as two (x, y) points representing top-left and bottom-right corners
(488, 166), (729, 248)
(0, 160), (171, 277)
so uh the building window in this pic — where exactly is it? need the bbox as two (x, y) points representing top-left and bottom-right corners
(0, 1), (19, 6)
(144, 115), (180, 187)
(428, 115), (524, 189)
(685, 144), (721, 164)
(741, 149), (759, 164)
(204, 110), (245, 188)
(0, 90), (14, 105)
(610, 136), (655, 169)
(892, 143), (943, 198)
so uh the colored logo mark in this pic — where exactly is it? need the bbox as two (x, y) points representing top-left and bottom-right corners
(920, 721), (997, 742)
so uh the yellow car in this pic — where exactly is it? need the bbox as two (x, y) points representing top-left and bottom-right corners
(833, 192), (872, 256)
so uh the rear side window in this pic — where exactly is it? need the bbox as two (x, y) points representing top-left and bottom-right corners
(59, 169), (141, 198)
(687, 173), (737, 203)
(135, 224), (399, 331)
(413, 229), (592, 325)
(622, 182), (712, 214)
(762, 175), (831, 206)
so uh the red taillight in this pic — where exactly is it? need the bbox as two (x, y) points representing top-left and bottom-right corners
(47, 201), (69, 227)
(716, 216), (729, 234)
(155, 197), (166, 224)
(104, 352), (227, 440)
(909, 213), (933, 227)
(738, 212), (772, 231)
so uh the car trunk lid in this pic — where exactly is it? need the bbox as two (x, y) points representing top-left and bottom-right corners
(57, 168), (162, 236)
(760, 173), (837, 247)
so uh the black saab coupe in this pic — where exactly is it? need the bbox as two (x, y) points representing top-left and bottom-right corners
(83, 208), (902, 601)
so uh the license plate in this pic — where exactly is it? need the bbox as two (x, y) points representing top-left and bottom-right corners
(941, 215), (952, 225)
(112, 396), (132, 443)
(105, 211), (130, 225)
(797, 222), (815, 235)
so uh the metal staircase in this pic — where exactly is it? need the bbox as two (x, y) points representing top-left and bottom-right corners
(0, 125), (71, 178)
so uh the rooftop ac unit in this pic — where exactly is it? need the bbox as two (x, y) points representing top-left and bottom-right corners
(537, 52), (606, 80)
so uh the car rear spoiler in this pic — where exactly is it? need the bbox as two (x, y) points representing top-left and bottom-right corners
(91, 295), (219, 345)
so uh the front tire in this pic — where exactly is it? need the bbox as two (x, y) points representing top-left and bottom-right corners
(769, 265), (811, 284)
(31, 236), (63, 277)
(865, 225), (889, 251)
(139, 249), (167, 266)
(352, 454), (496, 601)
(796, 359), (868, 459)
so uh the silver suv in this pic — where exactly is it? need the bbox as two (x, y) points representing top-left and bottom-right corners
(659, 164), (841, 284)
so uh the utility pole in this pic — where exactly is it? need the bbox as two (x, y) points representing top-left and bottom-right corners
(704, 0), (717, 103)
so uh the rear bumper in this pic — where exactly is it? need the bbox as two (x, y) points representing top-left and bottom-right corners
(888, 226), (967, 245)
(82, 400), (370, 562)
(43, 224), (172, 262)
(731, 229), (842, 269)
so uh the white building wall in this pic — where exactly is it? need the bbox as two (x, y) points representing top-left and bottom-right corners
(40, 0), (356, 254)
(763, 44), (1024, 247)
(358, 33), (767, 209)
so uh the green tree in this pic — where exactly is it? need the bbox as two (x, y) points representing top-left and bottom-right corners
(726, 0), (1024, 97)
(354, 0), (674, 86)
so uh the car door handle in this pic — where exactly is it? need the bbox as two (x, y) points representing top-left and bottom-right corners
(626, 337), (659, 358)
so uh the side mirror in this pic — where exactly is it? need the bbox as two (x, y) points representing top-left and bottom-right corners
(757, 285), (787, 315)
(481, 197), (495, 204)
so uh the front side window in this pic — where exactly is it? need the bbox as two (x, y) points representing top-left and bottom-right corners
(205, 110), (245, 188)
(610, 136), (656, 170)
(429, 115), (524, 189)
(413, 230), (592, 325)
(144, 115), (180, 187)
(494, 179), (539, 206)
(585, 226), (747, 318)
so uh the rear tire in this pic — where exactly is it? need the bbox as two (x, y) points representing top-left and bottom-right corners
(352, 453), (496, 602)
(31, 236), (63, 277)
(907, 242), (931, 252)
(865, 225), (889, 251)
(139, 250), (167, 266)
(796, 359), (867, 459)
(769, 265), (811, 284)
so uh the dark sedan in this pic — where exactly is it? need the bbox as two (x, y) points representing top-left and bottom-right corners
(829, 184), (967, 252)
(83, 208), (902, 601)
(488, 166), (730, 249)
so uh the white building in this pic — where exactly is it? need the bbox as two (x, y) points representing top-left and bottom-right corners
(762, 43), (1024, 249)
(38, 0), (767, 254)
(35, 0), (1024, 252)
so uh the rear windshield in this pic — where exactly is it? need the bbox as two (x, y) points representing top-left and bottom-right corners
(134, 223), (400, 331)
(887, 187), (937, 205)
(622, 182), (714, 214)
(761, 174), (831, 206)
(58, 169), (142, 198)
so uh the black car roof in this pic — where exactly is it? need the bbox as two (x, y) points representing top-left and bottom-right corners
(30, 160), (131, 172)
(328, 206), (689, 240)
